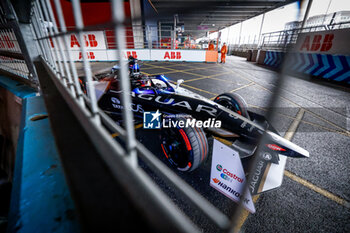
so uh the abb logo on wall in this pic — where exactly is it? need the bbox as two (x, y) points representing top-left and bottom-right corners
(164, 51), (182, 59)
(71, 34), (98, 48)
(296, 29), (350, 55)
(51, 31), (107, 50)
(299, 34), (334, 52)
(151, 50), (205, 62)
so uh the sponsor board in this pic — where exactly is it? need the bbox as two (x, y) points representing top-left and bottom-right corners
(51, 31), (107, 50)
(48, 30), (213, 62)
(108, 49), (207, 62)
(295, 29), (350, 55)
(107, 49), (151, 60)
(70, 50), (108, 61)
(151, 49), (206, 62)
(56, 48), (208, 62)
(210, 139), (255, 213)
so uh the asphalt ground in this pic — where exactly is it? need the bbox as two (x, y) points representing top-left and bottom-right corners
(84, 56), (350, 233)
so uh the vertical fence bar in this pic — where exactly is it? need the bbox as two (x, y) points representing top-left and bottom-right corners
(39, 0), (68, 86)
(53, 0), (85, 106)
(30, 22), (48, 62)
(111, 0), (137, 166)
(33, 0), (58, 71)
(31, 7), (51, 65)
(71, 0), (100, 124)
(44, 0), (76, 95)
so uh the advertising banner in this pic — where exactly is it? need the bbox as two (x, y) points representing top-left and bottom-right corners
(69, 50), (108, 61)
(210, 139), (255, 213)
(51, 31), (107, 51)
(54, 30), (208, 62)
(151, 49), (206, 62)
(295, 29), (350, 55)
(107, 49), (151, 60)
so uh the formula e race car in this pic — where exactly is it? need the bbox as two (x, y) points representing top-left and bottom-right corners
(82, 56), (309, 195)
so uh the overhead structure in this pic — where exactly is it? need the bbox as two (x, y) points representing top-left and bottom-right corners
(150, 0), (298, 36)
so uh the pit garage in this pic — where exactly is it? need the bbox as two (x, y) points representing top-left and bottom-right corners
(0, 0), (349, 233)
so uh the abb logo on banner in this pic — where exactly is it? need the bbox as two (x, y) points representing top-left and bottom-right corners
(299, 34), (334, 52)
(79, 52), (95, 59)
(71, 34), (98, 48)
(164, 51), (182, 59)
(126, 51), (137, 58)
(0, 35), (15, 49)
(50, 34), (99, 48)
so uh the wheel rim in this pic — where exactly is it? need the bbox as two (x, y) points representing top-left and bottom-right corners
(161, 128), (191, 169)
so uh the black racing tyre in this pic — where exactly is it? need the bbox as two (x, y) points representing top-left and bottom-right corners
(214, 93), (250, 120)
(160, 117), (208, 172)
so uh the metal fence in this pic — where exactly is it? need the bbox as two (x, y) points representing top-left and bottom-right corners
(0, 22), (31, 80)
(260, 21), (350, 51)
(24, 0), (231, 232)
(0, 0), (307, 232)
(227, 20), (350, 53)
(64, 25), (203, 50)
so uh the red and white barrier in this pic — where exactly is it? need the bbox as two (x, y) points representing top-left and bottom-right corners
(66, 48), (213, 62)
(52, 31), (215, 62)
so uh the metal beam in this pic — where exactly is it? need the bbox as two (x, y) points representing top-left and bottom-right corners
(301, 0), (313, 29)
(179, 12), (258, 17)
(154, 0), (285, 1)
(181, 16), (252, 20)
(153, 1), (283, 8)
(189, 9), (270, 12)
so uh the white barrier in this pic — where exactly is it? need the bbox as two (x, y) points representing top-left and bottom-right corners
(150, 49), (206, 62)
(107, 49), (151, 60)
(53, 31), (209, 62)
(68, 49), (208, 62)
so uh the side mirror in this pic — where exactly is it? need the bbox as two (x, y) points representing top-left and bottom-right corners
(176, 79), (184, 89)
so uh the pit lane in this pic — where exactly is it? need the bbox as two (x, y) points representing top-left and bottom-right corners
(85, 56), (350, 233)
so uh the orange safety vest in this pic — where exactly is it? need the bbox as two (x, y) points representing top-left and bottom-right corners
(208, 43), (215, 50)
(221, 45), (227, 54)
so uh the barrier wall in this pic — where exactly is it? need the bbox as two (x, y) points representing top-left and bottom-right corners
(263, 51), (284, 68)
(258, 29), (350, 84)
(52, 31), (216, 62)
(68, 49), (215, 62)
(260, 51), (350, 84)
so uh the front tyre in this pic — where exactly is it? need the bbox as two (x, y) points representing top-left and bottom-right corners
(160, 118), (208, 172)
(214, 93), (250, 120)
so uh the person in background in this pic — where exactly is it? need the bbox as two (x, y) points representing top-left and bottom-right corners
(208, 41), (215, 51)
(220, 42), (227, 63)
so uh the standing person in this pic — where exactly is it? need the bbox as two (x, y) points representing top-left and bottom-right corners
(208, 41), (215, 50)
(220, 42), (227, 63)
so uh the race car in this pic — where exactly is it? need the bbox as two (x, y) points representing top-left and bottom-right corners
(82, 56), (309, 195)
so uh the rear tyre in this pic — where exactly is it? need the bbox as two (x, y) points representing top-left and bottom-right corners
(160, 117), (208, 172)
(214, 93), (250, 120)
